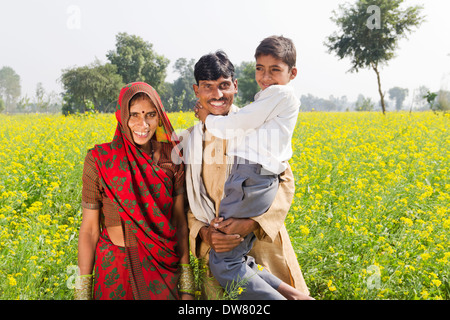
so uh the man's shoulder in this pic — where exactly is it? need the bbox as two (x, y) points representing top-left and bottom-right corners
(178, 125), (196, 137)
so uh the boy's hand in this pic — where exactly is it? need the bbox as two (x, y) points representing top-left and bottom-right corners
(194, 101), (210, 123)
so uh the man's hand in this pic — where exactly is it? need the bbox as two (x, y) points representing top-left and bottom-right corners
(198, 217), (260, 253)
(194, 101), (210, 123)
(214, 217), (259, 238)
(200, 223), (242, 253)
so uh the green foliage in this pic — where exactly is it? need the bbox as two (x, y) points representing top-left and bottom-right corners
(0, 66), (21, 113)
(425, 90), (450, 113)
(436, 91), (450, 112)
(235, 61), (259, 107)
(355, 94), (374, 111)
(169, 58), (197, 112)
(107, 32), (169, 92)
(60, 60), (124, 115)
(325, 0), (424, 113)
(424, 91), (437, 105)
(16, 95), (31, 112)
(388, 87), (409, 111)
(0, 96), (4, 113)
(326, 0), (424, 72)
(35, 82), (51, 112)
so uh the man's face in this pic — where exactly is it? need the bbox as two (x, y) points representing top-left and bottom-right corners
(193, 76), (238, 116)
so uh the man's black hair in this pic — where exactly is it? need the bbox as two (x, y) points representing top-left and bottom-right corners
(194, 50), (235, 84)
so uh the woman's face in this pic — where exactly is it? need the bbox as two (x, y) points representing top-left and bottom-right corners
(127, 96), (159, 147)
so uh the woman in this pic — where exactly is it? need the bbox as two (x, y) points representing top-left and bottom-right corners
(75, 82), (194, 300)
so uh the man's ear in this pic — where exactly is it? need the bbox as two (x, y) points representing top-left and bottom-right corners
(233, 79), (238, 94)
(290, 67), (298, 80)
(193, 84), (199, 97)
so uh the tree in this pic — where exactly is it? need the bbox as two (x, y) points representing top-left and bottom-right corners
(355, 94), (375, 111)
(425, 90), (450, 112)
(107, 33), (169, 92)
(158, 81), (175, 112)
(325, 0), (424, 114)
(171, 58), (197, 112)
(410, 85), (430, 111)
(437, 90), (450, 112)
(388, 86), (409, 111)
(60, 60), (124, 115)
(0, 66), (21, 113)
(16, 95), (31, 112)
(235, 61), (259, 106)
(423, 91), (438, 111)
(35, 82), (51, 112)
(300, 94), (339, 111)
(0, 97), (5, 113)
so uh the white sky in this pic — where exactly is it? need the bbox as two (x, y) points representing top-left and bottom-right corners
(1, 0), (449, 104)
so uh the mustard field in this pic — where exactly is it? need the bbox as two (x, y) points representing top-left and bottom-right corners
(0, 111), (449, 299)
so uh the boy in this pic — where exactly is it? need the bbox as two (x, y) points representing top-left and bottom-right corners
(196, 36), (312, 300)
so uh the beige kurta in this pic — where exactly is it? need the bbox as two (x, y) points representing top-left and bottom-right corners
(187, 129), (309, 299)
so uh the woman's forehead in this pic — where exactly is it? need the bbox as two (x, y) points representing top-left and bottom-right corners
(129, 97), (157, 112)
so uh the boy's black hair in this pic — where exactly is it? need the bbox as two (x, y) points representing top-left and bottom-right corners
(255, 35), (297, 70)
(194, 50), (235, 84)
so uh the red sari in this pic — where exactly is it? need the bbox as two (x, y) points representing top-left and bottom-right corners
(90, 82), (182, 300)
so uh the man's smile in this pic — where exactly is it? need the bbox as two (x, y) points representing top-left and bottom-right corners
(208, 99), (228, 108)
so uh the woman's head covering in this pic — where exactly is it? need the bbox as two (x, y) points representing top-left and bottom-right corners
(91, 82), (181, 299)
(116, 82), (173, 148)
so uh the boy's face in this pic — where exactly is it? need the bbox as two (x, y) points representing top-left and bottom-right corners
(255, 54), (297, 90)
(193, 76), (238, 116)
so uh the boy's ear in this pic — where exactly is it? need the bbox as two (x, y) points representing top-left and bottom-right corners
(290, 67), (298, 80)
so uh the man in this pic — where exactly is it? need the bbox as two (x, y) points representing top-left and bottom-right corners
(182, 50), (309, 299)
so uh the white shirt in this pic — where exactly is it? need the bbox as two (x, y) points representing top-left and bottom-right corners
(204, 85), (300, 175)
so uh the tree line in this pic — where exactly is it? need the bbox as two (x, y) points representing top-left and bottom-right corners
(1, 0), (449, 115)
(0, 32), (260, 115)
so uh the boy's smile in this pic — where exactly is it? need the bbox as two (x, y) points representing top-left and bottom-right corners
(255, 54), (297, 90)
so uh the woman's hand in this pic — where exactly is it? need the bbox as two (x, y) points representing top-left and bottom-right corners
(180, 293), (195, 300)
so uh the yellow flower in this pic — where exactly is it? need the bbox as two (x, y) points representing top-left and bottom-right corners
(237, 287), (243, 295)
(420, 253), (431, 261)
(327, 280), (337, 292)
(432, 279), (442, 287)
(299, 225), (310, 236)
(421, 290), (429, 299)
(8, 275), (17, 286)
(400, 217), (413, 227)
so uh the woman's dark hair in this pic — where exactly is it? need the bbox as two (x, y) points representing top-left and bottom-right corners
(194, 50), (235, 84)
(129, 92), (151, 107)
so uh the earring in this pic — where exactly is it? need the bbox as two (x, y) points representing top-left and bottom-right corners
(159, 119), (163, 127)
